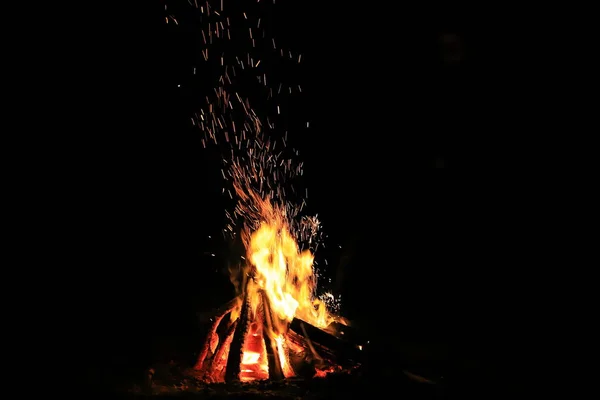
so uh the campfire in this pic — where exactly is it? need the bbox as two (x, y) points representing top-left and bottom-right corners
(193, 210), (363, 383)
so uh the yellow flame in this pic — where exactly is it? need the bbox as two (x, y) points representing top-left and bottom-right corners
(275, 334), (294, 378)
(232, 197), (335, 381)
(246, 218), (333, 330)
(241, 351), (260, 364)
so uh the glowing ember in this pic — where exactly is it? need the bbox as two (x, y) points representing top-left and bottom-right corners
(239, 323), (268, 381)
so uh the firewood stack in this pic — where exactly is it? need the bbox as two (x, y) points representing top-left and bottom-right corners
(193, 285), (365, 383)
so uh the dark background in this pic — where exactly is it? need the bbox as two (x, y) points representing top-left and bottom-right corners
(76, 1), (513, 388)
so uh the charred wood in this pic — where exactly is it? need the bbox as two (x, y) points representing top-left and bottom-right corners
(290, 319), (364, 365)
(194, 296), (242, 370)
(324, 321), (365, 344)
(287, 328), (309, 353)
(225, 288), (250, 381)
(206, 320), (237, 381)
(290, 329), (336, 363)
(193, 296), (363, 383)
(194, 313), (227, 370)
(286, 329), (322, 378)
(300, 319), (324, 362)
(287, 328), (355, 379)
(260, 290), (285, 380)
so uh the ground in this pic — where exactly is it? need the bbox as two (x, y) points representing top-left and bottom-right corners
(92, 306), (483, 399)
(116, 359), (447, 399)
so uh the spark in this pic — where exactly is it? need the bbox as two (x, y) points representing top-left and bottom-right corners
(169, 0), (334, 307)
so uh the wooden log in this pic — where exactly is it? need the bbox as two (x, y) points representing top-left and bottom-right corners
(288, 328), (344, 364)
(286, 329), (309, 352)
(194, 312), (227, 370)
(285, 329), (316, 379)
(308, 338), (338, 364)
(260, 291), (285, 380)
(194, 296), (241, 370)
(288, 329), (336, 363)
(206, 319), (237, 381)
(225, 284), (250, 382)
(290, 319), (364, 365)
(299, 319), (324, 362)
(286, 329), (341, 379)
(323, 321), (364, 344)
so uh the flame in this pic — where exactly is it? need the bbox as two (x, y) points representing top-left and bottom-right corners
(232, 198), (334, 380)
(193, 200), (347, 382)
(275, 334), (295, 378)
(247, 220), (333, 330)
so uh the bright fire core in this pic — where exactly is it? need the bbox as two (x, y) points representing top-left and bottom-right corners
(233, 207), (334, 381)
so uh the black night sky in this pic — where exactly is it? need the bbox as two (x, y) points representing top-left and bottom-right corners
(76, 1), (513, 390)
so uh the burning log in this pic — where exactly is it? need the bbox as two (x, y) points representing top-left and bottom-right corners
(299, 320), (324, 363)
(260, 290), (285, 380)
(225, 286), (251, 382)
(290, 319), (364, 366)
(194, 281), (293, 382)
(194, 295), (364, 383)
(207, 319), (237, 381)
(193, 296), (241, 372)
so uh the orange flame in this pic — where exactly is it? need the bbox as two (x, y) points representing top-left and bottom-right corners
(232, 198), (334, 380)
(246, 220), (333, 330)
